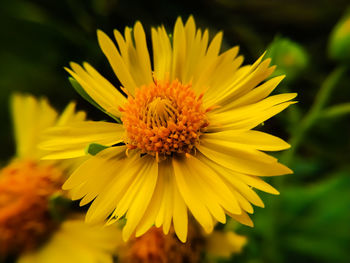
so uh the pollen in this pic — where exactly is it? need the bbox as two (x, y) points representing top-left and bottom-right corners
(120, 79), (209, 159)
(0, 160), (63, 257)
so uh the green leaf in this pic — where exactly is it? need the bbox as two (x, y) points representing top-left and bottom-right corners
(85, 143), (109, 156)
(280, 174), (350, 262)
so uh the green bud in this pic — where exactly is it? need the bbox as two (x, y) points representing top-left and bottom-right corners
(266, 37), (309, 82)
(329, 10), (350, 63)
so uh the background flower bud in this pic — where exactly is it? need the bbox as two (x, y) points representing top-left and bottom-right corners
(266, 37), (309, 82)
(329, 10), (350, 63)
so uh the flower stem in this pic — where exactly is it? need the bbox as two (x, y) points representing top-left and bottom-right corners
(281, 66), (347, 166)
(320, 103), (350, 119)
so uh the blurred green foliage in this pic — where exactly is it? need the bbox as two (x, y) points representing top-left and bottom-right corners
(1, 0), (350, 263)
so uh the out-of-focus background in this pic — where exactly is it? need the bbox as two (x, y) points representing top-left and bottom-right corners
(1, 0), (350, 262)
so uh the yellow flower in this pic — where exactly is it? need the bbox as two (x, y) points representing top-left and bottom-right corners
(114, 219), (246, 263)
(18, 218), (120, 263)
(205, 231), (246, 260)
(40, 16), (296, 243)
(11, 94), (86, 160)
(0, 94), (118, 263)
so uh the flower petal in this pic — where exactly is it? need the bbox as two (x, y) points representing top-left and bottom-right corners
(151, 25), (172, 81)
(97, 30), (138, 95)
(11, 94), (58, 159)
(135, 163), (165, 237)
(67, 63), (126, 118)
(40, 121), (124, 159)
(204, 130), (290, 151)
(173, 157), (214, 233)
(18, 219), (120, 263)
(122, 156), (158, 241)
(171, 17), (187, 81)
(208, 93), (297, 131)
(154, 160), (174, 235)
(172, 178), (188, 243)
(198, 141), (292, 176)
(84, 152), (140, 224)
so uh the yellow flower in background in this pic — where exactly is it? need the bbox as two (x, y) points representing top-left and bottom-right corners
(114, 219), (246, 263)
(18, 219), (120, 263)
(0, 94), (118, 263)
(40, 16), (296, 242)
(11, 94), (86, 160)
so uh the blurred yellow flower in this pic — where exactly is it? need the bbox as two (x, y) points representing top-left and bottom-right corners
(18, 219), (120, 263)
(115, 220), (246, 263)
(40, 16), (295, 242)
(0, 94), (118, 263)
(11, 94), (86, 160)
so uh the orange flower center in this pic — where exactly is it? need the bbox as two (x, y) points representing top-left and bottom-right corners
(0, 160), (63, 257)
(120, 80), (210, 160)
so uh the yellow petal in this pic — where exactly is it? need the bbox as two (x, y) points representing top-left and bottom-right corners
(204, 130), (290, 151)
(133, 21), (153, 84)
(206, 31), (223, 59)
(85, 152), (139, 224)
(97, 30), (138, 95)
(185, 157), (227, 223)
(135, 163), (165, 237)
(172, 178), (188, 242)
(211, 57), (274, 108)
(172, 157), (214, 233)
(56, 102), (86, 126)
(40, 121), (124, 159)
(187, 155), (241, 215)
(11, 94), (58, 159)
(200, 154), (265, 208)
(206, 231), (247, 258)
(197, 143), (292, 177)
(225, 75), (286, 109)
(122, 156), (158, 241)
(155, 160), (174, 235)
(230, 190), (254, 214)
(18, 219), (119, 263)
(228, 210), (254, 227)
(171, 17), (186, 81)
(151, 26), (172, 81)
(208, 94), (297, 131)
(234, 173), (280, 195)
(66, 63), (125, 118)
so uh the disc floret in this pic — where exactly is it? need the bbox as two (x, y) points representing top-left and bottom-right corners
(0, 160), (62, 256)
(120, 80), (209, 160)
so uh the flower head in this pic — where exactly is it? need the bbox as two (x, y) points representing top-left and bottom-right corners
(0, 94), (118, 263)
(116, 219), (246, 263)
(120, 79), (210, 159)
(10, 94), (86, 161)
(41, 16), (296, 242)
(0, 160), (62, 256)
(18, 219), (120, 263)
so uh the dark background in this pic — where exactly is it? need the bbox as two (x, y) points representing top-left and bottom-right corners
(1, 1), (350, 262)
